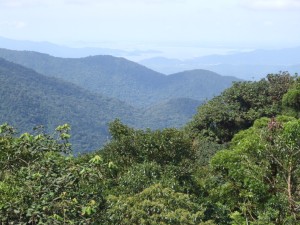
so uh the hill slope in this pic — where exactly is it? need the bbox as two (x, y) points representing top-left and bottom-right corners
(143, 98), (203, 128)
(0, 58), (207, 152)
(0, 36), (136, 58)
(165, 69), (239, 100)
(0, 48), (240, 108)
(0, 57), (144, 152)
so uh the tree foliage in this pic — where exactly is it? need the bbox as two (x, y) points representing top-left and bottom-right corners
(2, 72), (300, 224)
(106, 184), (212, 225)
(0, 124), (105, 224)
(188, 72), (295, 144)
(209, 116), (300, 224)
(103, 119), (195, 168)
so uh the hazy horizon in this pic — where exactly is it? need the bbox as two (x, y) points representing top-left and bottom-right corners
(1, 0), (300, 60)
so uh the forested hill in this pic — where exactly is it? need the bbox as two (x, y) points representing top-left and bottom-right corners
(142, 98), (203, 128)
(0, 49), (240, 152)
(0, 48), (240, 108)
(0, 57), (141, 152)
(166, 69), (239, 100)
(0, 58), (204, 152)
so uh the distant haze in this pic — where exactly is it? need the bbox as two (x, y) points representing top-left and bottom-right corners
(0, 0), (300, 59)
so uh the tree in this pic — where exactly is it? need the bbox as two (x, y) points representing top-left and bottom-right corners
(101, 119), (199, 195)
(282, 76), (300, 117)
(0, 124), (106, 224)
(102, 119), (194, 168)
(187, 73), (295, 144)
(106, 183), (212, 225)
(209, 116), (300, 224)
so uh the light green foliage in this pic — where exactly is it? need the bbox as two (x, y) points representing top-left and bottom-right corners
(188, 72), (295, 144)
(106, 183), (211, 225)
(209, 116), (300, 224)
(103, 119), (194, 167)
(0, 124), (105, 224)
(282, 77), (300, 117)
(282, 89), (300, 110)
(114, 162), (198, 195)
(0, 122), (202, 224)
(102, 119), (199, 195)
(0, 123), (70, 175)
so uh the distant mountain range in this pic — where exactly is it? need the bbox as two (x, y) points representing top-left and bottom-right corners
(0, 48), (239, 108)
(2, 36), (299, 81)
(0, 47), (240, 152)
(140, 47), (300, 80)
(0, 57), (206, 152)
(0, 57), (134, 152)
(0, 36), (159, 58)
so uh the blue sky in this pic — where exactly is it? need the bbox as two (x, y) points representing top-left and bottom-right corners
(1, 0), (300, 57)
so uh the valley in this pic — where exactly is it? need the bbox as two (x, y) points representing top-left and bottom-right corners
(0, 49), (239, 152)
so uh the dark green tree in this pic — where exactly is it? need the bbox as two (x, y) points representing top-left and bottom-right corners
(188, 72), (294, 144)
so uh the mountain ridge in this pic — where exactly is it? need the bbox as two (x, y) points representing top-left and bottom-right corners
(0, 36), (157, 58)
(0, 48), (240, 108)
(0, 57), (208, 152)
(140, 47), (300, 79)
(0, 57), (140, 152)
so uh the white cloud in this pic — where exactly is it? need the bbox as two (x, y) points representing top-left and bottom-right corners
(241, 0), (300, 10)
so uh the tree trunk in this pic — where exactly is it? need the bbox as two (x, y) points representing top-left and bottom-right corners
(287, 164), (295, 219)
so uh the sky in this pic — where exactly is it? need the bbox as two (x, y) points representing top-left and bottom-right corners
(1, 0), (300, 58)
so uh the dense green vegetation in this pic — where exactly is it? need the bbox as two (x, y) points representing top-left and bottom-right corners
(187, 73), (294, 143)
(142, 98), (202, 128)
(0, 58), (203, 152)
(0, 58), (139, 152)
(1, 72), (300, 224)
(0, 52), (236, 152)
(0, 48), (239, 108)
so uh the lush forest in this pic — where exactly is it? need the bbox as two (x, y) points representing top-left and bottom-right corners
(1, 72), (300, 224)
(0, 50), (239, 152)
(0, 58), (204, 152)
(0, 48), (240, 108)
